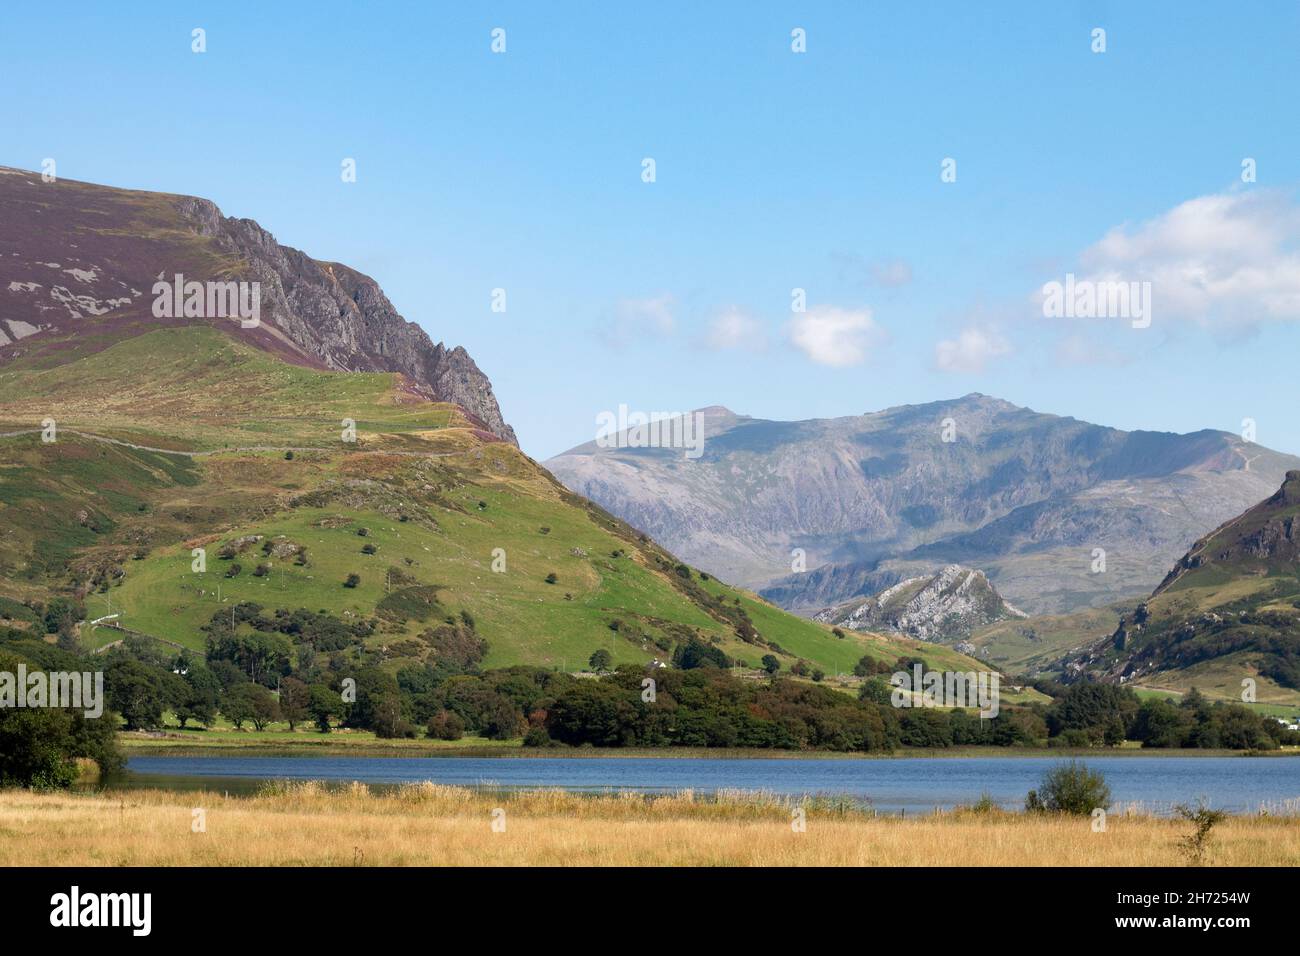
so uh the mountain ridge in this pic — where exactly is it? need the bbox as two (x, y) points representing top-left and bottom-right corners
(0, 166), (516, 443)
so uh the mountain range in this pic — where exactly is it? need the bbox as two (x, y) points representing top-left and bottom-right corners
(546, 398), (1300, 617)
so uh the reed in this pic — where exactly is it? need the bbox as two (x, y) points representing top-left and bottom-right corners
(1, 785), (1297, 867)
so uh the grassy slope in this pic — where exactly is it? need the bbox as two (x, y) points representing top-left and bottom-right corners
(971, 604), (1123, 676)
(0, 326), (988, 679)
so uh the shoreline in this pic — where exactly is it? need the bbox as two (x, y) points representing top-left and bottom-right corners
(119, 737), (1300, 761)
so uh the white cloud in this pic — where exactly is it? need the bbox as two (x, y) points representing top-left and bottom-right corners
(1075, 190), (1300, 327)
(702, 306), (766, 351)
(934, 326), (1011, 373)
(596, 293), (675, 348)
(788, 306), (886, 367)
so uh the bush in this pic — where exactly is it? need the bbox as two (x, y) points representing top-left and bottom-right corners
(343, 573), (361, 588)
(427, 710), (465, 741)
(523, 726), (553, 748)
(1026, 760), (1111, 815)
(544, 572), (558, 584)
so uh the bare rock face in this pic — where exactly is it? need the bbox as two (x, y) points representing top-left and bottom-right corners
(814, 564), (1025, 642)
(0, 167), (515, 444)
(174, 196), (517, 444)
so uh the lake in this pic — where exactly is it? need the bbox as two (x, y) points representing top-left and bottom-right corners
(119, 754), (1300, 813)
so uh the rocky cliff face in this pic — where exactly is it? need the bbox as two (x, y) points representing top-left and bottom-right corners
(173, 197), (516, 443)
(814, 564), (1025, 642)
(0, 166), (515, 443)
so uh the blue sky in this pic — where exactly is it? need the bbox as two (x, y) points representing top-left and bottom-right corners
(7, 1), (1300, 458)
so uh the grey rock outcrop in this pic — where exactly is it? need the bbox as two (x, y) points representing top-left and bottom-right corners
(175, 197), (516, 443)
(814, 564), (1025, 642)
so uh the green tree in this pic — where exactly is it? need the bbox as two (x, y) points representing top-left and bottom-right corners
(104, 656), (167, 730)
(858, 676), (893, 706)
(308, 684), (341, 732)
(174, 666), (220, 729)
(761, 654), (780, 675)
(0, 651), (122, 788)
(221, 683), (257, 729)
(427, 710), (466, 741)
(278, 676), (310, 730)
(588, 648), (613, 673)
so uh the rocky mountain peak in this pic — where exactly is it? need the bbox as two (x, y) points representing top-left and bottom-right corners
(814, 563), (1025, 642)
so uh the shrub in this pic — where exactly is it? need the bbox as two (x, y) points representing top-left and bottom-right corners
(427, 710), (466, 741)
(1175, 800), (1227, 866)
(343, 573), (361, 588)
(523, 726), (553, 748)
(544, 572), (558, 584)
(1026, 760), (1111, 815)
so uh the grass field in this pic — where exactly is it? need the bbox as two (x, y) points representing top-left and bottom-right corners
(3, 783), (1297, 866)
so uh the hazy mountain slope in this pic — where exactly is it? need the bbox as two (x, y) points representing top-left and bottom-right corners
(0, 325), (984, 680)
(1064, 471), (1300, 702)
(546, 396), (1300, 615)
(0, 166), (515, 443)
(814, 565), (1025, 642)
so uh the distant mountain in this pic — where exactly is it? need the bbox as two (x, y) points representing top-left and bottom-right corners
(1067, 470), (1300, 700)
(0, 166), (515, 443)
(546, 396), (1300, 615)
(813, 564), (1025, 642)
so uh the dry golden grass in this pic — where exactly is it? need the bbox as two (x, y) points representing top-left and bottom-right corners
(3, 784), (1299, 866)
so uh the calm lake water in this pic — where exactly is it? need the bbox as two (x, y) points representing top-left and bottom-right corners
(120, 755), (1300, 814)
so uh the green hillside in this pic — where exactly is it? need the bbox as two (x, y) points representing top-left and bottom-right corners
(1061, 471), (1300, 704)
(0, 326), (984, 679)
